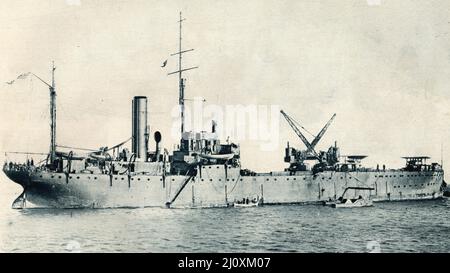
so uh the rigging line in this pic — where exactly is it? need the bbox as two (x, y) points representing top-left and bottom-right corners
(3, 151), (49, 155)
(57, 137), (132, 153)
(56, 145), (98, 152)
(105, 137), (132, 151)
(289, 115), (316, 138)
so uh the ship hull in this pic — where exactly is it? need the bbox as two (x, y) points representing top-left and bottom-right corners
(4, 165), (444, 208)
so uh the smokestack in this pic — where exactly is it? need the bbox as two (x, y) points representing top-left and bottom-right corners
(132, 96), (148, 161)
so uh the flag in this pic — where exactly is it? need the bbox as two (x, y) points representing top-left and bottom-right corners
(161, 59), (168, 68)
(16, 72), (31, 80)
(5, 72), (31, 85)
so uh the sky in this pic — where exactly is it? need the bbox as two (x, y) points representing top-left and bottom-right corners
(0, 0), (450, 179)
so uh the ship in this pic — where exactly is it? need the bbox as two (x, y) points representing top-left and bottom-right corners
(2, 13), (445, 209)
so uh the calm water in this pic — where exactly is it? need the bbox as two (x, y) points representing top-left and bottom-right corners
(0, 176), (449, 253)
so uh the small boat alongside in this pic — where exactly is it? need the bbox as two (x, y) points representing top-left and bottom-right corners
(233, 196), (263, 208)
(325, 187), (374, 208)
(331, 197), (373, 208)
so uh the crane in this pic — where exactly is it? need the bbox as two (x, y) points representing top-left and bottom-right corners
(280, 110), (336, 161)
(310, 113), (336, 151)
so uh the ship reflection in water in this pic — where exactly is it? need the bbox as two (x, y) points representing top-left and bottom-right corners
(0, 182), (448, 253)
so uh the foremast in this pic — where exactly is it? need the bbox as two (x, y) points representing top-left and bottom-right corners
(49, 62), (56, 164)
(30, 63), (57, 165)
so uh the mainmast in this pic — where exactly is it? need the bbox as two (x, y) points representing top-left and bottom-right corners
(168, 12), (198, 136)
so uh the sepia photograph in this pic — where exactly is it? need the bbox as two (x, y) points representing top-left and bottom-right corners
(0, 0), (449, 261)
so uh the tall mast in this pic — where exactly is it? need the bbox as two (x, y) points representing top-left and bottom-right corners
(50, 62), (56, 164)
(168, 12), (198, 136)
(29, 63), (57, 165)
